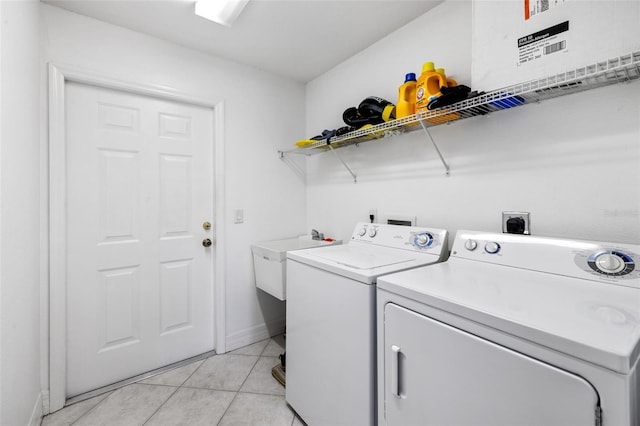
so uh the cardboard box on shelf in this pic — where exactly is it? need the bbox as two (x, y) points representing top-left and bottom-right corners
(471, 0), (640, 92)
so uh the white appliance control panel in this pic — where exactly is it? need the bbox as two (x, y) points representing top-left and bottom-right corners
(351, 222), (448, 253)
(452, 230), (640, 288)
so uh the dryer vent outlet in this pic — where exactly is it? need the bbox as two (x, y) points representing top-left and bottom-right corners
(502, 211), (530, 235)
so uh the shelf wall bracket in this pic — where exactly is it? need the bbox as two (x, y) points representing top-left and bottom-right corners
(278, 150), (306, 182)
(328, 144), (357, 183)
(418, 119), (450, 176)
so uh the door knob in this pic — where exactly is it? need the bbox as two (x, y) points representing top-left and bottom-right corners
(202, 238), (212, 247)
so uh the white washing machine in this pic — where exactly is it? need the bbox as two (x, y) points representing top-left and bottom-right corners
(286, 222), (448, 425)
(377, 230), (640, 426)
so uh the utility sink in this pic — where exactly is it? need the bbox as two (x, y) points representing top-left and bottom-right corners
(251, 236), (341, 300)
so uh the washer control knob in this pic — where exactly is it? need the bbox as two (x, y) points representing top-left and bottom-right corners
(484, 241), (501, 254)
(414, 232), (434, 248)
(358, 227), (367, 237)
(464, 239), (478, 251)
(368, 228), (377, 238)
(586, 250), (635, 276)
(595, 253), (625, 274)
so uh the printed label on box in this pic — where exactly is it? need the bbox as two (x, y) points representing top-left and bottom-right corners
(525, 0), (567, 20)
(517, 21), (569, 65)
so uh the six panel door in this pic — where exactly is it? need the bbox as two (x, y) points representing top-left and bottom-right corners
(65, 82), (215, 396)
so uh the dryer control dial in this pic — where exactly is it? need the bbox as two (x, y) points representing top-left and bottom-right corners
(588, 250), (635, 276)
(484, 241), (501, 254)
(464, 239), (478, 251)
(368, 227), (378, 238)
(414, 232), (434, 248)
(358, 227), (367, 237)
(596, 254), (624, 273)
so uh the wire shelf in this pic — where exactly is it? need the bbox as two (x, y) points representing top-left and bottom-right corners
(281, 51), (640, 156)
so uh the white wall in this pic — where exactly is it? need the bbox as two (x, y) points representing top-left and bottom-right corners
(305, 0), (640, 245)
(1, 1), (633, 421)
(40, 4), (306, 357)
(1, 0), (43, 424)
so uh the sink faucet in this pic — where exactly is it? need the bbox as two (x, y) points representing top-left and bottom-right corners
(311, 229), (324, 240)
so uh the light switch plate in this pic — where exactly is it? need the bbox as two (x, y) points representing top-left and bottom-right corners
(234, 209), (244, 224)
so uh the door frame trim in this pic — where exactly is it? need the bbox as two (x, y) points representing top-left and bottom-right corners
(47, 63), (226, 412)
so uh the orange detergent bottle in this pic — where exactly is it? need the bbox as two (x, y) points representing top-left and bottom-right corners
(436, 67), (458, 87)
(396, 73), (417, 118)
(415, 62), (447, 112)
(427, 67), (461, 125)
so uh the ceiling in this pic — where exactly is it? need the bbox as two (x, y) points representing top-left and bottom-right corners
(42, 0), (443, 82)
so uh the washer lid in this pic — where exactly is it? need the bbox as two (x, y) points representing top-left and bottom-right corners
(377, 258), (640, 374)
(287, 243), (441, 283)
(312, 247), (414, 269)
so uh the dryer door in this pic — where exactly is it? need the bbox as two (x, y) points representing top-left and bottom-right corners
(382, 303), (600, 426)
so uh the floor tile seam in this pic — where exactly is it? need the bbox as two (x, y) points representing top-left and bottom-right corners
(141, 384), (182, 426)
(215, 389), (242, 425)
(135, 382), (183, 389)
(175, 383), (284, 397)
(228, 352), (264, 357)
(60, 354), (215, 425)
(260, 335), (285, 357)
(258, 339), (269, 357)
(288, 404), (306, 426)
(237, 389), (286, 397)
(62, 348), (280, 425)
(225, 350), (263, 419)
(62, 346), (281, 424)
(258, 355), (280, 359)
(215, 389), (287, 425)
(174, 358), (206, 388)
(68, 390), (116, 426)
(136, 382), (179, 389)
(180, 345), (258, 395)
(178, 383), (240, 393)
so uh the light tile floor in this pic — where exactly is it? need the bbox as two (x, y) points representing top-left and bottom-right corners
(42, 335), (306, 426)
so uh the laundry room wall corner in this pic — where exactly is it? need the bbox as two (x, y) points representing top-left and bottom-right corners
(1, 0), (44, 425)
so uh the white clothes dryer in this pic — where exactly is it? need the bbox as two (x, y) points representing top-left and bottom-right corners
(377, 230), (640, 426)
(286, 222), (448, 426)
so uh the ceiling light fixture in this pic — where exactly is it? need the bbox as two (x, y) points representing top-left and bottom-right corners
(194, 0), (250, 27)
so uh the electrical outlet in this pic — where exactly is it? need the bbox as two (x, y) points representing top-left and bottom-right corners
(502, 211), (530, 235)
(369, 208), (377, 223)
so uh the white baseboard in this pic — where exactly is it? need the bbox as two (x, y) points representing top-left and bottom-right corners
(42, 390), (50, 415)
(225, 317), (285, 353)
(28, 391), (43, 426)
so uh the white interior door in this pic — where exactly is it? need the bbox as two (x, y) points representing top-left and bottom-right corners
(65, 81), (215, 397)
(382, 303), (600, 426)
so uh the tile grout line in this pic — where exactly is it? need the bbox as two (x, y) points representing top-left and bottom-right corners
(59, 337), (285, 426)
(216, 337), (275, 425)
(64, 350), (216, 407)
(174, 358), (207, 388)
(68, 389), (115, 426)
(178, 384), (284, 397)
(141, 357), (209, 425)
(215, 356), (261, 425)
(139, 383), (181, 426)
